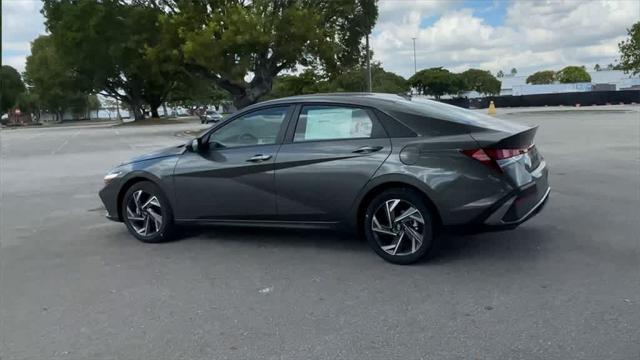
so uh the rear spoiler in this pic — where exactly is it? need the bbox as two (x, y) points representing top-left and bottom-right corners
(473, 126), (538, 150)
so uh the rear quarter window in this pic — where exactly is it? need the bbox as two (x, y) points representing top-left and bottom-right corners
(392, 98), (529, 134)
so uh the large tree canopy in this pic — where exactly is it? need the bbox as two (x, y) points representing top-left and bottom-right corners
(42, 0), (182, 119)
(618, 21), (640, 76)
(160, 0), (378, 108)
(459, 69), (501, 95)
(0, 66), (26, 114)
(556, 66), (591, 84)
(409, 67), (465, 99)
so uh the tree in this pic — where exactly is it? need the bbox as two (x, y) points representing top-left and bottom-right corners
(329, 63), (408, 93)
(161, 0), (378, 109)
(42, 0), (182, 120)
(459, 69), (501, 95)
(366, 65), (409, 94)
(87, 95), (101, 119)
(409, 67), (465, 99)
(510, 68), (518, 76)
(0, 66), (26, 115)
(24, 36), (90, 121)
(526, 70), (556, 85)
(594, 64), (601, 71)
(556, 66), (591, 83)
(269, 69), (331, 99)
(268, 64), (408, 99)
(618, 21), (640, 75)
(496, 70), (504, 78)
(166, 74), (231, 112)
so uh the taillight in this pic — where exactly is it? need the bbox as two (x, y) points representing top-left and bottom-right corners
(483, 148), (529, 160)
(462, 149), (501, 172)
(462, 146), (531, 172)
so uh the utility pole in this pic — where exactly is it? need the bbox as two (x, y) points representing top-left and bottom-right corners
(366, 33), (372, 92)
(412, 37), (417, 75)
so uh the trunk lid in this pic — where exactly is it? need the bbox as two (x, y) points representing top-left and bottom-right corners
(468, 125), (544, 188)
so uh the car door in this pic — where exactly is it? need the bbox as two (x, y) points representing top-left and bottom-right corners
(274, 104), (391, 222)
(173, 106), (292, 221)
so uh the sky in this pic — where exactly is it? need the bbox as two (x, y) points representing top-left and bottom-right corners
(2, 0), (639, 78)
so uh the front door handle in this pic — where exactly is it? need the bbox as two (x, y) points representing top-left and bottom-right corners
(352, 146), (383, 154)
(246, 154), (272, 162)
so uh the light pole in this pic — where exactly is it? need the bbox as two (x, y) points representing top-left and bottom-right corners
(412, 37), (417, 75)
(366, 33), (372, 92)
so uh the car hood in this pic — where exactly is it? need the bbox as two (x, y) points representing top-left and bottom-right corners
(121, 144), (186, 165)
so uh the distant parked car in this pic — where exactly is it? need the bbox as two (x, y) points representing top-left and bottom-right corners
(201, 109), (223, 124)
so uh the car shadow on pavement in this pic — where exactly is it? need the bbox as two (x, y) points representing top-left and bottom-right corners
(432, 226), (550, 265)
(177, 224), (550, 264)
(179, 226), (368, 253)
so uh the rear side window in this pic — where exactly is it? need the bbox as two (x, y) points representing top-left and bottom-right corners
(293, 105), (386, 142)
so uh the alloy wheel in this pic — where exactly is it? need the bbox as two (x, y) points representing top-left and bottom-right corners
(126, 190), (163, 236)
(371, 199), (425, 256)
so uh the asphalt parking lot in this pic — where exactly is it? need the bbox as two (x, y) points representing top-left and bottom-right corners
(1, 106), (639, 359)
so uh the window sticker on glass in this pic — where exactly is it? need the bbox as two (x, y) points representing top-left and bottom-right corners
(350, 110), (373, 138)
(300, 107), (372, 141)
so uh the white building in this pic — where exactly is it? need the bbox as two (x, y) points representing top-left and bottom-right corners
(499, 70), (640, 96)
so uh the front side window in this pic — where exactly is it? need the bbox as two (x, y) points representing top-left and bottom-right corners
(209, 107), (288, 148)
(294, 105), (385, 142)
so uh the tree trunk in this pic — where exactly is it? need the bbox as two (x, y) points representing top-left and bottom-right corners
(162, 103), (168, 117)
(230, 77), (273, 109)
(116, 99), (121, 121)
(151, 107), (160, 118)
(126, 96), (145, 121)
(132, 106), (145, 121)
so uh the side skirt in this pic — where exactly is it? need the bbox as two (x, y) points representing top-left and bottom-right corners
(174, 219), (341, 230)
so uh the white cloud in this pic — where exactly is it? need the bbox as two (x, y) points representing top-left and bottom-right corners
(1, 0), (46, 72)
(2, 55), (27, 72)
(371, 0), (640, 78)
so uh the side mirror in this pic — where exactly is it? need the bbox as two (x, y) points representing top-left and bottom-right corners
(187, 138), (200, 152)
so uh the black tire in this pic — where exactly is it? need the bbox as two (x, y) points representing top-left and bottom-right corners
(121, 181), (176, 243)
(363, 188), (438, 265)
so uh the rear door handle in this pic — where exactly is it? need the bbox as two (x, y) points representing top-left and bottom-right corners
(246, 154), (272, 162)
(353, 146), (383, 154)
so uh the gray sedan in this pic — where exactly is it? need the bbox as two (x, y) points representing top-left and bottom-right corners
(99, 93), (549, 264)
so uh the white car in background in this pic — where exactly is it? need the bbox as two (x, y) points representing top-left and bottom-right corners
(200, 109), (224, 124)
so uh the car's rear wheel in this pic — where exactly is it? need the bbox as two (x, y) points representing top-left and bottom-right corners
(364, 188), (437, 264)
(121, 181), (176, 243)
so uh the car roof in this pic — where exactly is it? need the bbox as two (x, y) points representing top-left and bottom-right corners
(247, 93), (410, 110)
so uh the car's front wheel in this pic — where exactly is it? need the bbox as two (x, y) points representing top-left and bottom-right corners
(122, 181), (176, 243)
(364, 188), (437, 264)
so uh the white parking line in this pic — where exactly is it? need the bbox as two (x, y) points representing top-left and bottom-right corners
(51, 139), (69, 155)
(50, 130), (81, 155)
